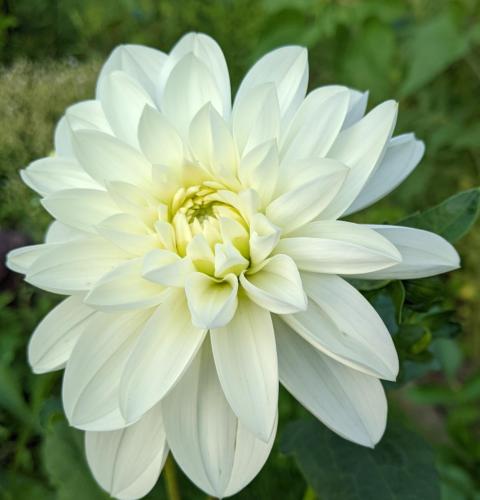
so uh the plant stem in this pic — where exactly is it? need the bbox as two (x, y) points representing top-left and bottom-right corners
(164, 455), (181, 500)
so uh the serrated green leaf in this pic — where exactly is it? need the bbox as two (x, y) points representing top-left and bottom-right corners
(281, 418), (441, 500)
(398, 188), (480, 243)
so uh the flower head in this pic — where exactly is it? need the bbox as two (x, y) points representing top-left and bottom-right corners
(7, 33), (460, 499)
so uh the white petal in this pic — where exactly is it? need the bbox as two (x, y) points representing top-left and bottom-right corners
(6, 243), (57, 275)
(41, 188), (120, 233)
(26, 238), (130, 294)
(28, 295), (95, 374)
(98, 70), (155, 148)
(232, 83), (280, 157)
(72, 129), (152, 189)
(162, 342), (276, 498)
(249, 213), (281, 266)
(21, 157), (98, 196)
(211, 298), (278, 441)
(137, 105), (184, 167)
(142, 249), (192, 287)
(96, 44), (167, 100)
(321, 100), (398, 219)
(345, 134), (425, 215)
(54, 116), (73, 156)
(84, 259), (167, 311)
(45, 221), (86, 244)
(342, 88), (369, 129)
(214, 242), (249, 278)
(66, 100), (113, 134)
(185, 272), (238, 328)
(63, 309), (151, 431)
(162, 53), (225, 139)
(301, 272), (398, 380)
(349, 225), (460, 280)
(276, 220), (401, 274)
(85, 404), (168, 499)
(234, 46), (308, 125)
(281, 88), (350, 163)
(266, 160), (348, 233)
(240, 254), (307, 314)
(158, 32), (230, 116)
(274, 318), (387, 447)
(120, 289), (207, 423)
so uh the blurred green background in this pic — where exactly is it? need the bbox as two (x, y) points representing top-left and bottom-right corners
(0, 0), (479, 499)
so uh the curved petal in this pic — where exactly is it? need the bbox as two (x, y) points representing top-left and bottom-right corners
(120, 289), (207, 423)
(274, 318), (387, 447)
(66, 100), (113, 134)
(275, 220), (401, 274)
(345, 134), (425, 215)
(234, 46), (308, 125)
(249, 213), (281, 266)
(28, 295), (96, 374)
(6, 243), (58, 275)
(211, 297), (278, 441)
(63, 309), (151, 431)
(321, 100), (398, 219)
(84, 259), (168, 311)
(142, 249), (192, 287)
(301, 272), (398, 380)
(45, 221), (86, 244)
(240, 254), (307, 314)
(162, 342), (276, 498)
(185, 272), (238, 329)
(85, 404), (168, 499)
(349, 225), (460, 280)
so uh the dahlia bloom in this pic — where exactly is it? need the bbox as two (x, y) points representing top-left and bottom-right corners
(7, 33), (459, 498)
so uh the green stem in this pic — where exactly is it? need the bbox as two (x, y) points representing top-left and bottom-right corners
(164, 455), (181, 500)
(303, 486), (317, 500)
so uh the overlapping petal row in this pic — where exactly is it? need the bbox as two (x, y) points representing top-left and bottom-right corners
(7, 33), (459, 499)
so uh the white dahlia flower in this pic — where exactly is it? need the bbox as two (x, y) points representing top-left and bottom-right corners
(7, 33), (459, 499)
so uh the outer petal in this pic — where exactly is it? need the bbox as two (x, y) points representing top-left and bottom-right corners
(162, 342), (276, 498)
(120, 289), (207, 423)
(6, 243), (58, 275)
(321, 100), (398, 219)
(234, 46), (308, 125)
(274, 318), (387, 447)
(349, 225), (460, 280)
(275, 220), (401, 274)
(28, 295), (96, 374)
(301, 272), (398, 380)
(63, 309), (151, 431)
(210, 298), (278, 441)
(85, 404), (168, 500)
(185, 272), (238, 329)
(345, 133), (425, 215)
(240, 254), (307, 314)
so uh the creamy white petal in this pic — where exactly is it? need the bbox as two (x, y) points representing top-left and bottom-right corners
(281, 89), (350, 163)
(28, 295), (95, 374)
(322, 100), (398, 219)
(85, 404), (168, 499)
(301, 272), (398, 380)
(66, 100), (113, 134)
(162, 53), (225, 139)
(211, 298), (278, 441)
(84, 259), (167, 311)
(6, 243), (58, 275)
(142, 249), (192, 287)
(120, 289), (207, 423)
(185, 272), (238, 329)
(54, 116), (73, 157)
(45, 221), (86, 244)
(21, 157), (98, 196)
(234, 46), (308, 125)
(274, 318), (387, 447)
(72, 129), (152, 189)
(240, 254), (307, 314)
(98, 70), (155, 148)
(41, 188), (120, 233)
(345, 134), (425, 214)
(162, 342), (276, 498)
(249, 213), (281, 266)
(349, 225), (460, 280)
(96, 44), (167, 100)
(137, 105), (184, 168)
(158, 32), (230, 116)
(63, 309), (151, 431)
(26, 238), (130, 294)
(266, 160), (348, 233)
(342, 88), (369, 128)
(276, 220), (401, 274)
(232, 83), (280, 157)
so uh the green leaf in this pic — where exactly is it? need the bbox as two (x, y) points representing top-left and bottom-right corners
(401, 15), (472, 96)
(0, 471), (54, 500)
(281, 418), (441, 500)
(398, 188), (480, 243)
(42, 419), (107, 500)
